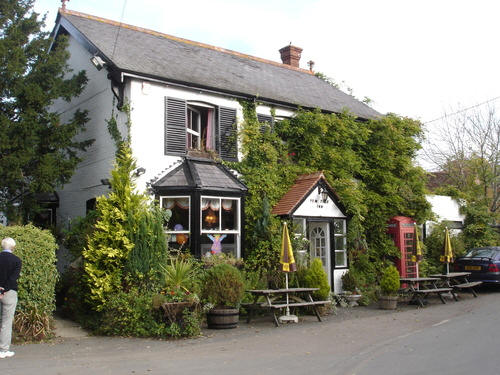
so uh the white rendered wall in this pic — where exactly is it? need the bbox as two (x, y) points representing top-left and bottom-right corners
(55, 46), (297, 225)
(54, 35), (123, 227)
(424, 195), (465, 237)
(334, 269), (348, 294)
(127, 78), (295, 192)
(426, 195), (465, 222)
(294, 189), (347, 218)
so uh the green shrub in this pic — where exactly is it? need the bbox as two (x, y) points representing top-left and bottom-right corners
(241, 269), (267, 304)
(82, 143), (146, 311)
(126, 204), (170, 290)
(0, 224), (58, 341)
(304, 258), (330, 300)
(201, 263), (245, 308)
(162, 256), (198, 292)
(98, 288), (201, 338)
(379, 265), (400, 296)
(61, 211), (98, 259)
(423, 222), (465, 274)
(341, 268), (366, 293)
(98, 288), (168, 337)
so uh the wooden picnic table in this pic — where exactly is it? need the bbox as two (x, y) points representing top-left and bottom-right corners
(430, 272), (482, 298)
(244, 288), (330, 327)
(399, 277), (453, 307)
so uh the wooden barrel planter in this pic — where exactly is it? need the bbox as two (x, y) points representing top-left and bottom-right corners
(206, 308), (239, 329)
(161, 302), (195, 324)
(378, 295), (398, 310)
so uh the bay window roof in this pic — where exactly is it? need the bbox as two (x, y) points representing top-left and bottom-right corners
(151, 157), (247, 193)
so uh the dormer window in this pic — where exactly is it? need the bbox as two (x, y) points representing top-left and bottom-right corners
(164, 97), (237, 161)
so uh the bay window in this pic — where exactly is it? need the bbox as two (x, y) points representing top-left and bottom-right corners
(161, 196), (190, 249)
(200, 196), (240, 257)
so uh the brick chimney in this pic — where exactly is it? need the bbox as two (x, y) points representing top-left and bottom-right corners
(279, 44), (303, 68)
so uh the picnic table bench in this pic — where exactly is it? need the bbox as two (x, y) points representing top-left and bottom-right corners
(400, 277), (453, 307)
(430, 272), (482, 298)
(244, 288), (331, 326)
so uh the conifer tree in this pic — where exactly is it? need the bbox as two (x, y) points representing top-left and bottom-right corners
(0, 0), (92, 220)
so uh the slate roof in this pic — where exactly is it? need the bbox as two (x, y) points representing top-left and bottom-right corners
(57, 9), (380, 120)
(152, 157), (247, 193)
(272, 172), (339, 216)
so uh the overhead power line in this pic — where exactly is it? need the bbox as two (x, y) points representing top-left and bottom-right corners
(423, 96), (500, 125)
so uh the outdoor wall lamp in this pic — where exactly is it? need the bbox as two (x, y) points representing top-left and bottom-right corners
(318, 186), (329, 203)
(134, 167), (146, 177)
(100, 178), (111, 187)
(90, 55), (106, 71)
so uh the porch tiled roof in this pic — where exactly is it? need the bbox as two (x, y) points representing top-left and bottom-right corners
(56, 9), (380, 120)
(272, 172), (326, 216)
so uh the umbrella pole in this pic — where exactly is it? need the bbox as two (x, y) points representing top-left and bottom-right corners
(446, 262), (449, 275)
(285, 273), (290, 316)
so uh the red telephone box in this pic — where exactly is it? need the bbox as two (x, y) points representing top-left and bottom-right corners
(387, 216), (417, 278)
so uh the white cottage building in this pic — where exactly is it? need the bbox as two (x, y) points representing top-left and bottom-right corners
(48, 8), (378, 280)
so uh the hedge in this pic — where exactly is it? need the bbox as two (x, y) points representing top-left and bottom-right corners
(0, 224), (59, 341)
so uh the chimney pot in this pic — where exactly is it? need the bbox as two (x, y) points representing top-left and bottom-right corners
(279, 44), (303, 68)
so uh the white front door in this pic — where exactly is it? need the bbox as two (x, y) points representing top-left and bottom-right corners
(309, 222), (331, 285)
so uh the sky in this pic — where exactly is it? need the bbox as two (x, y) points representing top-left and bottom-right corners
(32, 0), (500, 168)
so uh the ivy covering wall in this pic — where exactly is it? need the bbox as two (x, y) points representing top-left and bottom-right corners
(231, 101), (431, 283)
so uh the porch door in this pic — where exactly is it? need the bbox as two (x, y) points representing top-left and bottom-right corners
(309, 222), (331, 285)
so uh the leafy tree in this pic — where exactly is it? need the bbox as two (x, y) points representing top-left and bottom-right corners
(358, 114), (430, 259)
(82, 106), (170, 311)
(0, 0), (91, 218)
(424, 105), (500, 221)
(0, 0), (92, 221)
(461, 202), (499, 249)
(82, 142), (144, 311)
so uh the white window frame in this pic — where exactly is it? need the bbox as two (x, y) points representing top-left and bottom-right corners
(160, 195), (191, 234)
(200, 195), (241, 258)
(187, 102), (216, 151)
(334, 218), (347, 268)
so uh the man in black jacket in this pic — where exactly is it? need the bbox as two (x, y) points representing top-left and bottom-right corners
(0, 237), (21, 359)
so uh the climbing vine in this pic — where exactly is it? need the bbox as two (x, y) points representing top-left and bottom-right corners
(232, 101), (431, 284)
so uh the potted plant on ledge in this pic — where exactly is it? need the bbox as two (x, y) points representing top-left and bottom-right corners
(201, 263), (245, 329)
(339, 269), (365, 306)
(378, 265), (400, 310)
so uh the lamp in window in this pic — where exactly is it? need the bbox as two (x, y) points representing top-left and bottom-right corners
(204, 208), (217, 226)
(318, 186), (329, 203)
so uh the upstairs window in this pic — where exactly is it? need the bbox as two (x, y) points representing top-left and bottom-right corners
(165, 97), (237, 161)
(187, 104), (215, 151)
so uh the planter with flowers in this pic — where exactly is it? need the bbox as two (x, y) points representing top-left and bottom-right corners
(153, 257), (200, 324)
(201, 263), (245, 329)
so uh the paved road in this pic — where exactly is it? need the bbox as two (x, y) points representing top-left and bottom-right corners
(2, 289), (499, 375)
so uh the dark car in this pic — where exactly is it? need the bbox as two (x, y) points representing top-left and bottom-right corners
(453, 246), (500, 283)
